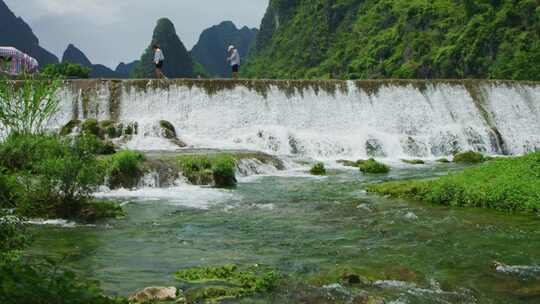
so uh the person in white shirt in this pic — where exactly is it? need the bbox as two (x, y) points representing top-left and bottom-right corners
(153, 44), (165, 79)
(226, 45), (240, 79)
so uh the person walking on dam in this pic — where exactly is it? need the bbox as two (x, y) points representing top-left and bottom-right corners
(226, 45), (240, 79)
(153, 44), (165, 79)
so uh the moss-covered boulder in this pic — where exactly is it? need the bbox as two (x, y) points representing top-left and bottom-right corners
(310, 162), (326, 175)
(453, 151), (485, 163)
(59, 119), (81, 136)
(99, 120), (122, 138)
(159, 120), (187, 148)
(359, 158), (390, 174)
(81, 119), (102, 138)
(436, 158), (450, 163)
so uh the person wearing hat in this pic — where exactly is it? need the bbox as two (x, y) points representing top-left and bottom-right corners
(226, 45), (240, 79)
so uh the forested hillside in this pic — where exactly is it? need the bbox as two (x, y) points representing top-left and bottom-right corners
(243, 0), (540, 80)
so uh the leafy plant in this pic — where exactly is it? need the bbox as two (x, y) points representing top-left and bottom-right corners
(0, 77), (61, 136)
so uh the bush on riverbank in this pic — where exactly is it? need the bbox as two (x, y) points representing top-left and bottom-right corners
(173, 154), (237, 188)
(106, 150), (145, 189)
(367, 152), (540, 213)
(0, 134), (123, 220)
(359, 158), (390, 174)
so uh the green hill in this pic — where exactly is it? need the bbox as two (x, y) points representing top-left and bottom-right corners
(243, 0), (540, 80)
(132, 18), (194, 79)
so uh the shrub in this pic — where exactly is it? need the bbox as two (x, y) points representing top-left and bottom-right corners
(0, 257), (128, 304)
(174, 154), (237, 188)
(0, 134), (111, 219)
(359, 158), (390, 174)
(367, 152), (540, 213)
(0, 168), (22, 208)
(0, 77), (61, 136)
(310, 162), (327, 175)
(453, 151), (485, 163)
(212, 156), (237, 188)
(107, 150), (145, 189)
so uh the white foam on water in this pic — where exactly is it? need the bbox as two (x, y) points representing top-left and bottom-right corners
(95, 183), (234, 210)
(26, 219), (78, 228)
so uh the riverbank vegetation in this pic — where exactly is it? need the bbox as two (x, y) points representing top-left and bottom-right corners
(367, 152), (540, 213)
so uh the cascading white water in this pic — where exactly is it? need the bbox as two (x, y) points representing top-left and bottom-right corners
(52, 79), (540, 160)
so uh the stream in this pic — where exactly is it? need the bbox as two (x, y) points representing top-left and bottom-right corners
(29, 161), (540, 303)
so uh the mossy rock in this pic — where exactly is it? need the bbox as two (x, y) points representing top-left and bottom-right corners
(59, 119), (81, 136)
(123, 122), (138, 136)
(401, 159), (425, 165)
(337, 160), (358, 167)
(81, 119), (103, 138)
(366, 139), (386, 157)
(359, 158), (390, 174)
(453, 151), (485, 163)
(99, 120), (123, 138)
(436, 158), (450, 163)
(310, 162), (326, 175)
(159, 120), (176, 138)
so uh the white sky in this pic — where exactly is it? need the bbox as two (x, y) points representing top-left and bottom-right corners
(5, 0), (268, 68)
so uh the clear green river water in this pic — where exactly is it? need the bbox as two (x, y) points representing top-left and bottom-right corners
(29, 163), (540, 303)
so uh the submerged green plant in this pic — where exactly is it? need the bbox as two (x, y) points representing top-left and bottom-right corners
(0, 77), (61, 136)
(175, 264), (279, 302)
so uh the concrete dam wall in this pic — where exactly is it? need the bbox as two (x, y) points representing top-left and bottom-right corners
(52, 79), (540, 159)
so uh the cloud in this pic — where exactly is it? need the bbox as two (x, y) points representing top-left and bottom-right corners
(4, 0), (268, 68)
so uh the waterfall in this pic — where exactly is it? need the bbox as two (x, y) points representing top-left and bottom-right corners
(51, 79), (540, 160)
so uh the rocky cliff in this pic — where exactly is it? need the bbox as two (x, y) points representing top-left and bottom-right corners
(191, 21), (258, 77)
(0, 0), (58, 65)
